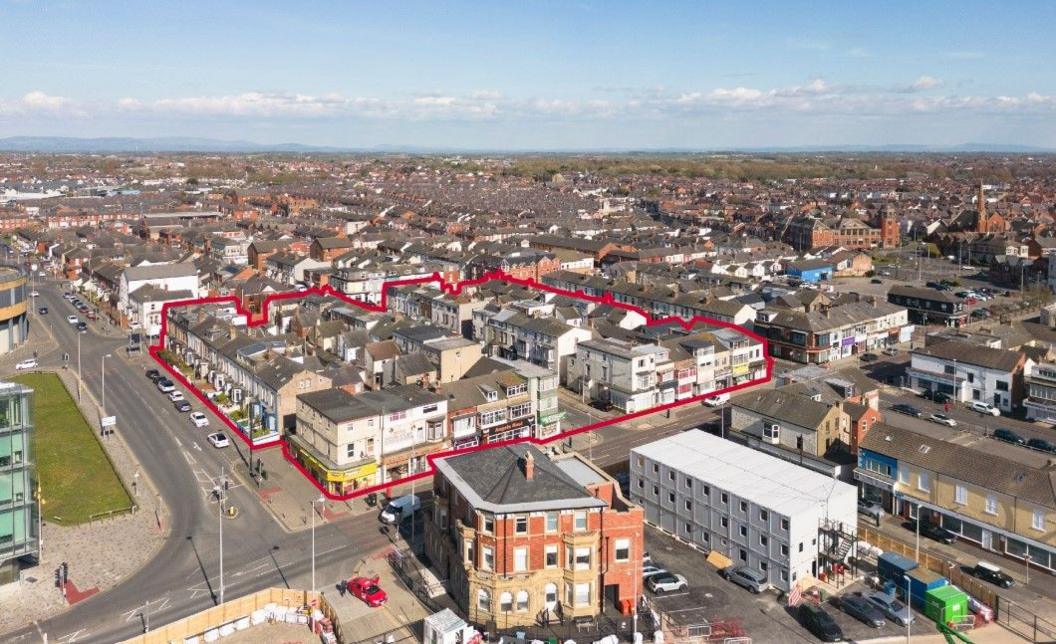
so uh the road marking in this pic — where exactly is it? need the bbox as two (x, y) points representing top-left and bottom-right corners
(182, 450), (196, 465)
(55, 629), (87, 643)
(121, 597), (171, 622)
(173, 436), (183, 447)
(192, 441), (202, 452)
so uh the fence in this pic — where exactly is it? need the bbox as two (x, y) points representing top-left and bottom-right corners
(119, 587), (339, 644)
(995, 598), (1056, 643)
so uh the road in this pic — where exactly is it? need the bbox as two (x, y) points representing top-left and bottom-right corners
(7, 281), (389, 644)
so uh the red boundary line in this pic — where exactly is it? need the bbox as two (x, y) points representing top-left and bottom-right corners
(149, 270), (774, 500)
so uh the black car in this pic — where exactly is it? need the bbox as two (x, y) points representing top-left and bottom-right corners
(870, 278), (882, 284)
(799, 604), (844, 642)
(970, 562), (1014, 588)
(174, 400), (192, 413)
(892, 403), (922, 418)
(992, 428), (1026, 445)
(859, 353), (879, 363)
(146, 368), (161, 383)
(38, 306), (47, 315)
(910, 520), (957, 545)
(1026, 437), (1056, 453)
(921, 389), (954, 404)
(76, 321), (88, 333)
(926, 281), (942, 289)
(838, 593), (886, 628)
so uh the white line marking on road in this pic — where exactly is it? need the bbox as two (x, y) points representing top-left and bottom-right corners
(55, 628), (86, 642)
(182, 450), (196, 465)
(192, 441), (202, 451)
(173, 436), (183, 447)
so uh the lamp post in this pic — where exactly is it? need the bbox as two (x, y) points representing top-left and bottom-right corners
(101, 354), (111, 417)
(311, 495), (325, 594)
(914, 503), (921, 564)
(1025, 555), (1031, 585)
(218, 467), (227, 604)
(76, 331), (82, 402)
(903, 573), (912, 643)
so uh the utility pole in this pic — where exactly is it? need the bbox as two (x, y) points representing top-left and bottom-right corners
(904, 574), (912, 643)
(311, 496), (324, 594)
(101, 354), (111, 417)
(76, 331), (82, 402)
(914, 503), (921, 563)
(218, 467), (227, 604)
(410, 419), (418, 553)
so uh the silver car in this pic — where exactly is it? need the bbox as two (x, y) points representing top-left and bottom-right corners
(722, 565), (769, 594)
(865, 591), (914, 626)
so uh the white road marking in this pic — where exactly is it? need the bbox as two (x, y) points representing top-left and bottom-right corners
(182, 450), (196, 465)
(55, 628), (87, 642)
(172, 436), (183, 447)
(192, 441), (202, 452)
(121, 597), (171, 622)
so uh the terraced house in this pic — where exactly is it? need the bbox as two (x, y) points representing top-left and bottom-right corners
(858, 424), (1056, 575)
(755, 298), (910, 364)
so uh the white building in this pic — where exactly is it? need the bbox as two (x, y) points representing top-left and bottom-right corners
(118, 263), (199, 330)
(567, 338), (668, 413)
(630, 430), (857, 592)
(908, 340), (1028, 413)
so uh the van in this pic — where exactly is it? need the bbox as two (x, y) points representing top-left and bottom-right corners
(379, 494), (421, 524)
(703, 393), (730, 407)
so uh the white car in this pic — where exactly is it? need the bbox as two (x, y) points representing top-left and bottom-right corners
(29, 290), (39, 297)
(704, 393), (730, 407)
(969, 401), (1000, 416)
(67, 315), (79, 325)
(15, 358), (38, 371)
(189, 412), (209, 428)
(647, 573), (688, 594)
(928, 413), (957, 427)
(207, 432), (230, 448)
(168, 391), (185, 402)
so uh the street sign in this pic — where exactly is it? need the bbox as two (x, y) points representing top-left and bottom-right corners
(101, 416), (117, 427)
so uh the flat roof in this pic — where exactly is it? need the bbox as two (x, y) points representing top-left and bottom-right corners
(632, 429), (855, 517)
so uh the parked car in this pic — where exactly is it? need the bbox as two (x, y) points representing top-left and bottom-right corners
(38, 306), (47, 315)
(174, 400), (192, 412)
(992, 428), (1025, 445)
(909, 519), (957, 545)
(925, 281), (942, 289)
(928, 413), (957, 427)
(86, 310), (98, 321)
(67, 314), (79, 325)
(379, 494), (421, 524)
(837, 593), (886, 628)
(157, 378), (175, 393)
(76, 322), (88, 333)
(168, 391), (185, 402)
(891, 403), (922, 418)
(346, 576), (388, 607)
(870, 278), (883, 284)
(1026, 438), (1056, 453)
(969, 401), (1001, 416)
(207, 432), (230, 448)
(145, 368), (161, 382)
(189, 412), (210, 428)
(857, 498), (883, 523)
(15, 358), (38, 371)
(921, 389), (954, 404)
(703, 392), (730, 407)
(970, 561), (1014, 588)
(647, 573), (688, 594)
(859, 353), (879, 363)
(642, 564), (668, 579)
(721, 565), (769, 594)
(882, 347), (899, 356)
(799, 604), (844, 642)
(865, 591), (914, 626)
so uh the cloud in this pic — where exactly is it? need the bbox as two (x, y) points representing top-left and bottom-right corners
(942, 50), (986, 60)
(785, 37), (830, 51)
(847, 47), (872, 59)
(910, 75), (943, 91)
(0, 91), (82, 117)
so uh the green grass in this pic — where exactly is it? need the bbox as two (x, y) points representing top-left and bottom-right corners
(13, 372), (132, 525)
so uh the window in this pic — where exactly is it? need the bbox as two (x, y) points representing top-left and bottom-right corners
(955, 485), (967, 505)
(739, 501), (748, 513)
(763, 422), (780, 441)
(798, 542), (804, 553)
(509, 402), (532, 418)
(422, 404), (439, 414)
(477, 589), (491, 612)
(721, 492), (729, 504)
(781, 518), (789, 530)
(482, 546), (494, 571)
(720, 516), (728, 528)
(615, 538), (630, 562)
(546, 512), (559, 532)
(506, 383), (528, 396)
(780, 544), (789, 556)
(760, 509), (769, 522)
(996, 380), (1009, 392)
(574, 547), (591, 570)
(685, 500), (693, 512)
(500, 591), (513, 613)
(668, 492), (675, 503)
(653, 463), (659, 473)
(739, 525), (747, 537)
(898, 466), (909, 485)
(759, 535), (768, 547)
(574, 582), (591, 606)
(388, 410), (407, 421)
(668, 470), (675, 481)
(515, 516), (528, 534)
(1033, 509), (1045, 531)
(684, 478), (693, 490)
(482, 515), (494, 533)
(703, 484), (710, 496)
(918, 472), (930, 492)
(545, 545), (558, 568)
(346, 444), (357, 458)
(574, 511), (587, 531)
(545, 583), (557, 605)
(985, 495), (998, 515)
(760, 561), (768, 572)
(516, 590), (529, 612)
(739, 548), (747, 562)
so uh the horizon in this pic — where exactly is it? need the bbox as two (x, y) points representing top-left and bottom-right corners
(1, 1), (1054, 150)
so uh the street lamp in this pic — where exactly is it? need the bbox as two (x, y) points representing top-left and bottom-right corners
(311, 495), (325, 595)
(217, 467), (228, 604)
(903, 573), (912, 643)
(101, 354), (112, 416)
(76, 331), (82, 402)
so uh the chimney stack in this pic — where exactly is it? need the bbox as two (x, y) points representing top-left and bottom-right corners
(524, 450), (535, 481)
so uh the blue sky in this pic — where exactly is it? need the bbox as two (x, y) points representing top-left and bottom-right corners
(1, 0), (1054, 149)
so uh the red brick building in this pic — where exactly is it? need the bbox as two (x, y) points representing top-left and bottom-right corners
(426, 445), (644, 628)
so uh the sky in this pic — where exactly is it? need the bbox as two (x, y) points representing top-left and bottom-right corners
(1, 0), (1054, 150)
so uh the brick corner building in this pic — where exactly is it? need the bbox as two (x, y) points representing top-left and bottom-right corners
(425, 444), (643, 628)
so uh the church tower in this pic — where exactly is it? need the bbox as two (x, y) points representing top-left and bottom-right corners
(976, 183), (988, 234)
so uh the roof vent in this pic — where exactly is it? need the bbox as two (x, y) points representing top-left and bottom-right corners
(918, 445), (931, 454)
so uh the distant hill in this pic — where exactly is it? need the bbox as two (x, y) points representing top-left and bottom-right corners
(0, 136), (1051, 154)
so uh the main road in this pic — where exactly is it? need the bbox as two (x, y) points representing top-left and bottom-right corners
(7, 282), (388, 644)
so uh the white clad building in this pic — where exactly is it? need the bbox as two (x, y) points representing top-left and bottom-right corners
(630, 430), (857, 592)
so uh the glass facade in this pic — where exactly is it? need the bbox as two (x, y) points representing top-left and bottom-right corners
(0, 381), (37, 582)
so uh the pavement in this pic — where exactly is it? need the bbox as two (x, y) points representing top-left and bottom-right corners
(2, 280), (391, 644)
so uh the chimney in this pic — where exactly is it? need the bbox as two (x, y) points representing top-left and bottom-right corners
(524, 450), (535, 481)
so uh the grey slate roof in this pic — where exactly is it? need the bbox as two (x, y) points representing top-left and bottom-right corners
(913, 340), (1024, 373)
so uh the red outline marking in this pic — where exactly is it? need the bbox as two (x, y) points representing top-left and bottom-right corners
(150, 270), (774, 500)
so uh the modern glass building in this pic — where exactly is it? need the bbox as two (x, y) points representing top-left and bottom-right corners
(0, 266), (29, 355)
(0, 380), (37, 584)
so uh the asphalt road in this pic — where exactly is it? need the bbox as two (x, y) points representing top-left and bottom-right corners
(7, 282), (389, 644)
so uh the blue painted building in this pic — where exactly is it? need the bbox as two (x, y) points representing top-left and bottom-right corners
(854, 447), (898, 513)
(786, 259), (834, 283)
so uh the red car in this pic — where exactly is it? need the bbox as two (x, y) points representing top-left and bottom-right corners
(346, 576), (387, 607)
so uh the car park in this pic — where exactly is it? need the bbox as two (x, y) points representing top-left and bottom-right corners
(1026, 437), (1056, 453)
(891, 403), (922, 418)
(799, 603), (844, 642)
(992, 428), (1025, 445)
(721, 565), (769, 593)
(647, 573), (688, 594)
(928, 413), (957, 427)
(174, 400), (192, 412)
(207, 432), (230, 448)
(837, 593), (886, 628)
(969, 401), (1000, 416)
(970, 561), (1014, 588)
(15, 358), (38, 371)
(864, 591), (913, 626)
(189, 412), (210, 428)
